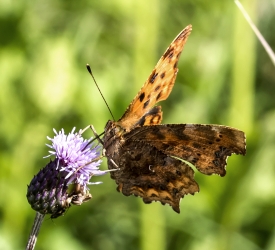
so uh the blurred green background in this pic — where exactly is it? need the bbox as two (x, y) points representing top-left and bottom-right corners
(1, 0), (275, 249)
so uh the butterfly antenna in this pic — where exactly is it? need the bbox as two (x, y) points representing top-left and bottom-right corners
(86, 64), (115, 120)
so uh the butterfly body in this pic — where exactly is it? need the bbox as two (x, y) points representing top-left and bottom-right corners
(102, 25), (246, 213)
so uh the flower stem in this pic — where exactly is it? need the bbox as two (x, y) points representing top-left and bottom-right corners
(26, 212), (45, 250)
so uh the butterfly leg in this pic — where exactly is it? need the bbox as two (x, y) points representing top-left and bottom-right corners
(81, 125), (120, 170)
(90, 125), (104, 145)
(74, 155), (119, 175)
(79, 125), (104, 145)
(78, 125), (91, 134)
(73, 155), (104, 174)
(110, 158), (120, 169)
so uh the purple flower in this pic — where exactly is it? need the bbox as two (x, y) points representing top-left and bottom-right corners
(45, 127), (106, 191)
(27, 127), (106, 218)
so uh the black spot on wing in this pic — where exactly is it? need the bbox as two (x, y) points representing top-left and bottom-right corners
(160, 72), (165, 79)
(155, 85), (161, 91)
(139, 92), (145, 102)
(163, 46), (174, 59)
(143, 99), (150, 109)
(149, 70), (158, 84)
(137, 116), (145, 126)
(156, 91), (162, 101)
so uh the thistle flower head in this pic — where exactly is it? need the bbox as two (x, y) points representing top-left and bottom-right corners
(27, 127), (106, 218)
(45, 127), (106, 189)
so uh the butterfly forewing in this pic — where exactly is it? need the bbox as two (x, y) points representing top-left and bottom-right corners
(118, 25), (192, 131)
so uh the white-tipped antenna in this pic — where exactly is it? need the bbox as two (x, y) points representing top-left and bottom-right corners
(86, 64), (115, 120)
(235, 0), (275, 66)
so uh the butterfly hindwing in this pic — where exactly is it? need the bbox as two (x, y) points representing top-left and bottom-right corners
(124, 124), (246, 176)
(134, 105), (163, 127)
(108, 139), (199, 213)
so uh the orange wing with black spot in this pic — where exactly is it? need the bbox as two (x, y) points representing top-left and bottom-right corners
(118, 25), (192, 131)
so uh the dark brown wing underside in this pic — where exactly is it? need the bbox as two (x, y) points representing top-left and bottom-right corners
(124, 124), (246, 177)
(108, 141), (199, 213)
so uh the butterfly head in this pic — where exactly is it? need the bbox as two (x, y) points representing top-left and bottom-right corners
(104, 120), (125, 136)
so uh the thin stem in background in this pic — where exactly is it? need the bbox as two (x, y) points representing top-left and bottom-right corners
(235, 0), (275, 66)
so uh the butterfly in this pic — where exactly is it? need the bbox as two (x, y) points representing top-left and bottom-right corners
(102, 25), (246, 213)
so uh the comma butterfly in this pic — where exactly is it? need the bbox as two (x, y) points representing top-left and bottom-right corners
(102, 25), (246, 213)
